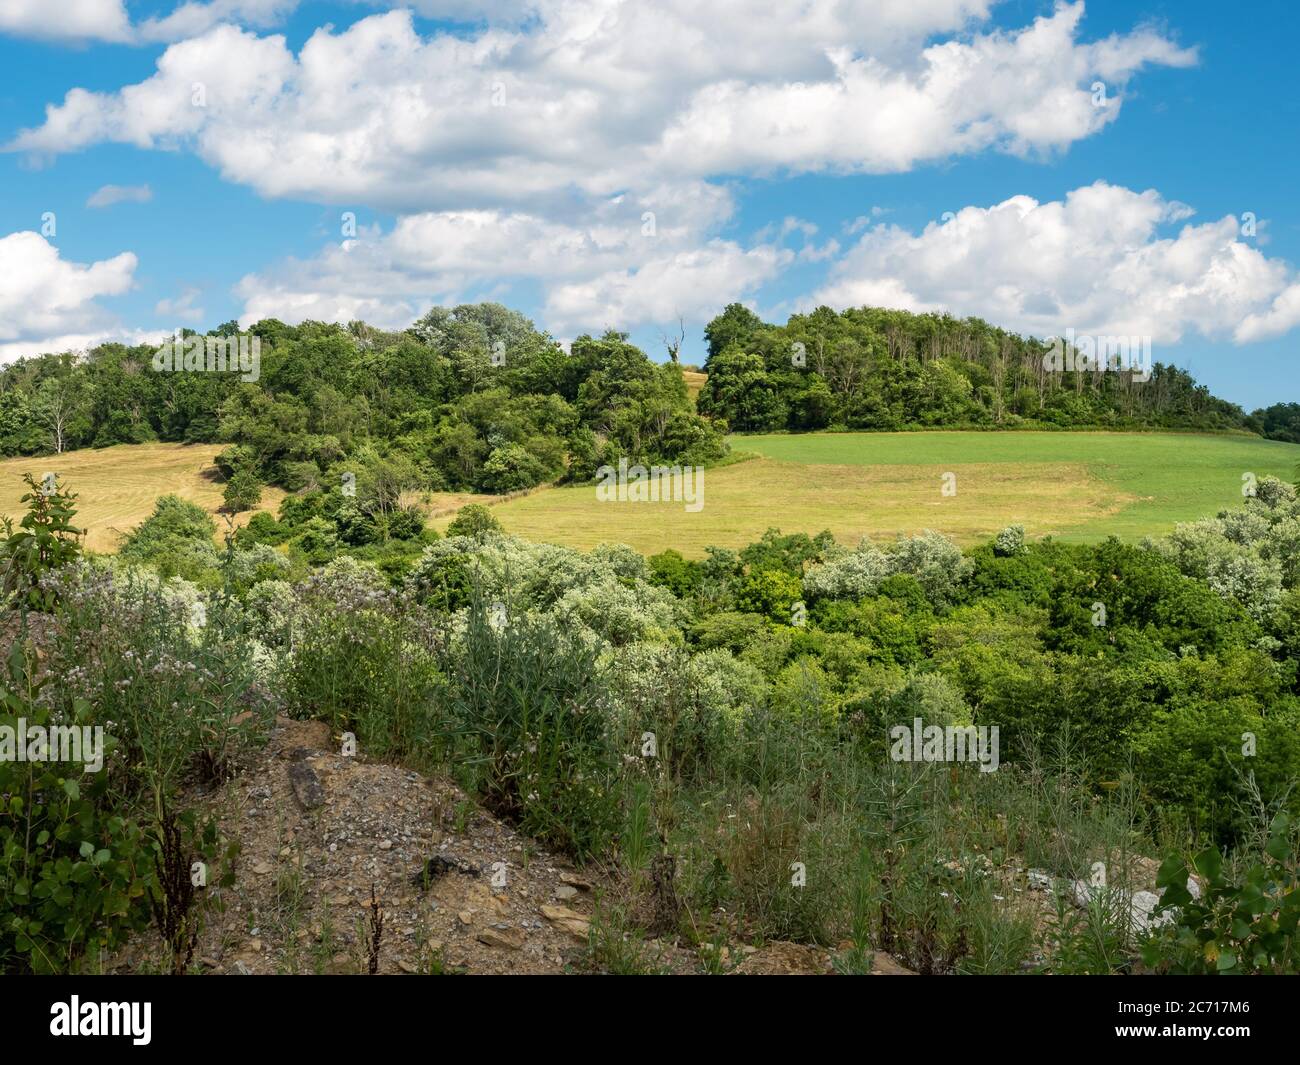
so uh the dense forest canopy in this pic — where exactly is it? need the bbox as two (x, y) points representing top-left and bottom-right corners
(696, 303), (1273, 434)
(0, 302), (1292, 504)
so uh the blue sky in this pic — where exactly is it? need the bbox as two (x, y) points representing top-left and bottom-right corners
(0, 0), (1296, 410)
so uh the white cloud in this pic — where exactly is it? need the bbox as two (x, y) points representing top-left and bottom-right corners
(86, 183), (153, 208)
(815, 182), (1299, 346)
(235, 199), (790, 334)
(136, 0), (301, 43)
(9, 3), (1194, 212)
(0, 0), (131, 44)
(0, 232), (137, 357)
(155, 287), (205, 324)
(1236, 284), (1300, 343)
(0, 0), (302, 45)
(5, 3), (1222, 349)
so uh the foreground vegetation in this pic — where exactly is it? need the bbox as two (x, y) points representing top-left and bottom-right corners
(2, 468), (1298, 975)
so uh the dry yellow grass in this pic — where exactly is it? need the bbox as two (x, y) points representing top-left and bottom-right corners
(0, 443), (287, 552)
(431, 455), (1133, 557)
(682, 369), (707, 407)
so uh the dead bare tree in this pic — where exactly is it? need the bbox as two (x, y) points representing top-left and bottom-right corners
(659, 316), (685, 365)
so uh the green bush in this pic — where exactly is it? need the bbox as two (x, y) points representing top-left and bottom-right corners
(0, 644), (152, 973)
(445, 600), (620, 859)
(1143, 813), (1299, 974)
(285, 560), (443, 761)
(445, 503), (502, 539)
(222, 469), (263, 513)
(0, 474), (83, 612)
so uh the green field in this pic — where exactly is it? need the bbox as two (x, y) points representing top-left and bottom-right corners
(441, 431), (1300, 556)
(738, 431), (1300, 541)
(6, 432), (1294, 560)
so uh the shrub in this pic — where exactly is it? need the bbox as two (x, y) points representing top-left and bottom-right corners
(0, 473), (83, 611)
(1143, 813), (1299, 974)
(994, 524), (1026, 557)
(222, 468), (263, 513)
(647, 549), (702, 598)
(284, 560), (443, 761)
(120, 496), (216, 561)
(40, 563), (271, 812)
(0, 644), (153, 973)
(445, 600), (620, 859)
(383, 504), (426, 542)
(445, 503), (502, 539)
(479, 443), (549, 492)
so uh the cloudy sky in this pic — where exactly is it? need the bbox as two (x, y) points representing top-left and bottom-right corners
(0, 0), (1296, 408)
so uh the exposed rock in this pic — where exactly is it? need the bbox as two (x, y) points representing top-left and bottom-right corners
(287, 758), (326, 811)
(1070, 880), (1176, 934)
(734, 942), (833, 975)
(477, 927), (525, 951)
(410, 854), (480, 888)
(1026, 869), (1052, 892)
(540, 904), (590, 939)
(868, 952), (916, 975)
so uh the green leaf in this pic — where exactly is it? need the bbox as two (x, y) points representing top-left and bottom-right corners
(1155, 855), (1187, 889)
(1192, 846), (1223, 883)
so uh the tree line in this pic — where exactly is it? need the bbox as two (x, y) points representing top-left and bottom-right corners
(0, 302), (1292, 502)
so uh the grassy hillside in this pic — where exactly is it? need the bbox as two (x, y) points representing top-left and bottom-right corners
(0, 443), (286, 552)
(737, 431), (1300, 542)
(6, 431), (1296, 558)
(437, 430), (1300, 555)
(681, 368), (707, 407)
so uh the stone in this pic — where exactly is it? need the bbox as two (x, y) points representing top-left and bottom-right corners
(477, 927), (525, 951)
(869, 952), (916, 975)
(1026, 869), (1052, 891)
(288, 758), (326, 811)
(540, 904), (590, 939)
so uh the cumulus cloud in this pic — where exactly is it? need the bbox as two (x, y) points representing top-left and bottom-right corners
(814, 182), (1298, 346)
(136, 0), (302, 43)
(86, 183), (153, 208)
(0, 0), (301, 45)
(0, 0), (131, 44)
(0, 232), (137, 357)
(235, 199), (790, 333)
(8, 3), (1193, 212)
(5, 3), (1223, 344)
(155, 286), (205, 323)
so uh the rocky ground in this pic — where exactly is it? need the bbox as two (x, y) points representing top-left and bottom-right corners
(110, 717), (916, 975)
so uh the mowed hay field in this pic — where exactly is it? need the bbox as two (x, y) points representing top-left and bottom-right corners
(3, 432), (1295, 559)
(0, 443), (287, 553)
(437, 431), (1300, 557)
(682, 369), (707, 406)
